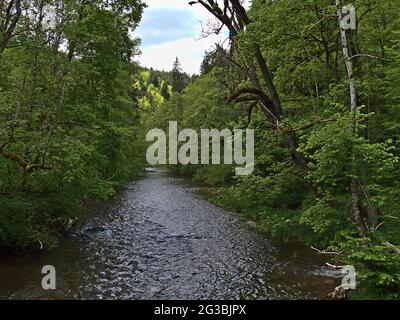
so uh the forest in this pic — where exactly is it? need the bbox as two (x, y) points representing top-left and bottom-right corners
(0, 0), (399, 300)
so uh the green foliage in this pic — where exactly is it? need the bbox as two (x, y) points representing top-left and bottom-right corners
(298, 110), (398, 245)
(1, 0), (400, 299)
(0, 0), (146, 249)
(194, 165), (234, 187)
(148, 0), (400, 299)
(333, 237), (400, 299)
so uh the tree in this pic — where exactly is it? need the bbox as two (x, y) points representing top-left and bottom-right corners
(161, 82), (171, 100)
(335, 0), (368, 236)
(171, 57), (187, 93)
(189, 0), (282, 121)
(0, 0), (146, 248)
(190, 0), (307, 167)
(0, 0), (23, 56)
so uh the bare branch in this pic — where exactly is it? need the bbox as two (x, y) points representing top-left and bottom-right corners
(311, 246), (343, 255)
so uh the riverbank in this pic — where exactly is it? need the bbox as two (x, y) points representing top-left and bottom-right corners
(174, 169), (400, 300)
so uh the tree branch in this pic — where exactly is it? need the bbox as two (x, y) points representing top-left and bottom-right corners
(0, 147), (53, 172)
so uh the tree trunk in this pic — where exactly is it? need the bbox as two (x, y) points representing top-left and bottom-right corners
(336, 0), (369, 236)
(360, 166), (379, 228)
(253, 46), (283, 119)
(0, 0), (22, 57)
(350, 179), (368, 237)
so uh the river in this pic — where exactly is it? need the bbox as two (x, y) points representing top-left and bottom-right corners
(0, 169), (340, 299)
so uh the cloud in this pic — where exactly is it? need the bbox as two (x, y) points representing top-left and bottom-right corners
(136, 36), (219, 75)
(134, 0), (226, 74)
(136, 8), (197, 47)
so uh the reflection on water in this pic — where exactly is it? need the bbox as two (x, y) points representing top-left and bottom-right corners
(0, 170), (340, 299)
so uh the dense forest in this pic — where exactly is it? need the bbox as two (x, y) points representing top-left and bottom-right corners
(0, 0), (149, 249)
(1, 0), (400, 299)
(145, 0), (400, 299)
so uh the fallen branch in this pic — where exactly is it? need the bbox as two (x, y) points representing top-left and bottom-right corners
(311, 246), (343, 255)
(326, 262), (347, 269)
(349, 54), (390, 61)
(371, 221), (384, 232)
(383, 215), (400, 220)
(385, 242), (400, 254)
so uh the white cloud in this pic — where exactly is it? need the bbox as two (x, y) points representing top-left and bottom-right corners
(136, 35), (220, 74)
(135, 0), (226, 74)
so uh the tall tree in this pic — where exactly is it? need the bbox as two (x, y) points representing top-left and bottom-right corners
(171, 57), (186, 93)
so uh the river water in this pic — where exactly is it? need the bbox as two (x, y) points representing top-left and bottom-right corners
(0, 169), (340, 299)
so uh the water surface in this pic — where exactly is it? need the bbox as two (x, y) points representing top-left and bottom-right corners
(0, 170), (340, 299)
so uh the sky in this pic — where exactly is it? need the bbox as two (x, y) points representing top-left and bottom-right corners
(134, 0), (225, 75)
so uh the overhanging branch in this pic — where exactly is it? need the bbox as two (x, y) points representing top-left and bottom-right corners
(0, 147), (53, 172)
